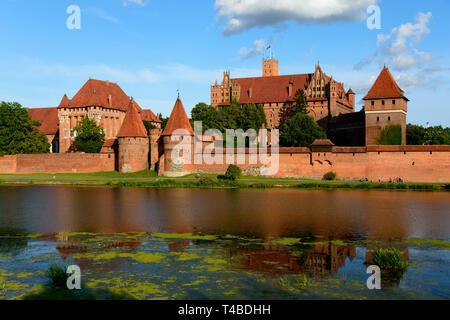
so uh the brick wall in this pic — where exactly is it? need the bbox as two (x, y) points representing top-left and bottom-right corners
(0, 153), (115, 174)
(177, 145), (450, 183)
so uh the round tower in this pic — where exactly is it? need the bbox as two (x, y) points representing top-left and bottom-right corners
(117, 98), (149, 173)
(161, 97), (194, 176)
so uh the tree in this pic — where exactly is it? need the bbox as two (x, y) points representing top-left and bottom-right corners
(158, 114), (169, 131)
(72, 117), (105, 153)
(377, 124), (402, 145)
(406, 124), (425, 145)
(292, 89), (308, 115)
(143, 121), (157, 135)
(0, 101), (50, 155)
(280, 89), (308, 126)
(280, 113), (327, 147)
(423, 126), (450, 145)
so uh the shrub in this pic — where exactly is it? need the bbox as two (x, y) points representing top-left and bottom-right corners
(323, 171), (337, 181)
(45, 263), (69, 288)
(221, 165), (242, 181)
(373, 248), (407, 271)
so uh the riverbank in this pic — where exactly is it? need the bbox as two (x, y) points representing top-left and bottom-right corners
(0, 171), (448, 191)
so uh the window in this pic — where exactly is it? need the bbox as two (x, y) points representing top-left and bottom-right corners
(388, 116), (391, 121)
(371, 101), (374, 106)
(392, 100), (396, 105)
(377, 117), (380, 121)
(382, 100), (385, 105)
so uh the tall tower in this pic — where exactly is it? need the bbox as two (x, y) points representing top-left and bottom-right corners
(262, 58), (279, 77)
(161, 97), (194, 176)
(117, 98), (149, 172)
(363, 67), (408, 145)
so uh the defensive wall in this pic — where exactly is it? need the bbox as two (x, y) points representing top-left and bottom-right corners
(0, 153), (115, 174)
(173, 145), (450, 183)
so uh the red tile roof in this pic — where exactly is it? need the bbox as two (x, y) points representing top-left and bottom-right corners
(140, 109), (162, 123)
(58, 94), (70, 108)
(233, 74), (312, 104)
(117, 99), (148, 138)
(311, 139), (335, 146)
(363, 67), (408, 101)
(162, 98), (194, 136)
(27, 107), (59, 135)
(60, 79), (143, 112)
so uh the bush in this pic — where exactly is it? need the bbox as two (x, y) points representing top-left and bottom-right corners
(323, 171), (337, 181)
(218, 165), (242, 181)
(373, 248), (407, 270)
(45, 263), (69, 288)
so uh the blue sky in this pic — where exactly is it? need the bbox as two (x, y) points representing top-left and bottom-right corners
(0, 0), (449, 126)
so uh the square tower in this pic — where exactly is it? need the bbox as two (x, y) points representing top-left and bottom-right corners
(262, 58), (279, 77)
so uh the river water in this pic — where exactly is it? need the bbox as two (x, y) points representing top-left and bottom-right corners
(0, 186), (449, 300)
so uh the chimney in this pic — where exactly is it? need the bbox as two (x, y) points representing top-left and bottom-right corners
(248, 88), (252, 98)
(288, 82), (293, 96)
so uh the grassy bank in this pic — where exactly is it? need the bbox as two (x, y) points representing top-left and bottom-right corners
(0, 171), (448, 191)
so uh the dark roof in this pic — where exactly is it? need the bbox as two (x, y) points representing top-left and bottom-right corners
(28, 107), (59, 135)
(162, 98), (194, 136)
(363, 67), (408, 101)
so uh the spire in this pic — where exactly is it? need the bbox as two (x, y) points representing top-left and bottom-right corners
(162, 97), (194, 136)
(58, 94), (70, 108)
(363, 67), (409, 101)
(117, 98), (148, 138)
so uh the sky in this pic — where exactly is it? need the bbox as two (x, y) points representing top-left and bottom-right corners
(0, 0), (449, 126)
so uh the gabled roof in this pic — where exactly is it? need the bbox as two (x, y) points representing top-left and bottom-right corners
(233, 74), (312, 104)
(140, 109), (162, 123)
(60, 79), (143, 111)
(27, 107), (59, 135)
(363, 67), (408, 101)
(162, 98), (194, 136)
(117, 99), (148, 138)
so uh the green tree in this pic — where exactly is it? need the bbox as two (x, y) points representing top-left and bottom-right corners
(73, 117), (105, 153)
(377, 124), (402, 145)
(0, 101), (50, 155)
(143, 121), (157, 135)
(280, 113), (327, 147)
(292, 89), (308, 115)
(406, 124), (425, 145)
(423, 126), (450, 145)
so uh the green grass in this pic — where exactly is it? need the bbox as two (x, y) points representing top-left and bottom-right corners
(0, 170), (447, 191)
(373, 248), (407, 271)
(45, 263), (69, 289)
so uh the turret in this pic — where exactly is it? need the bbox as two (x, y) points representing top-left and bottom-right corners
(117, 98), (149, 172)
(363, 66), (408, 145)
(161, 96), (194, 176)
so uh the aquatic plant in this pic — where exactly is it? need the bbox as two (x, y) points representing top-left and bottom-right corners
(373, 248), (407, 271)
(45, 263), (69, 289)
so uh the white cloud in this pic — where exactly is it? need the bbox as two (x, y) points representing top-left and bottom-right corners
(123, 0), (147, 7)
(84, 8), (120, 24)
(215, 0), (378, 35)
(355, 12), (433, 71)
(239, 38), (275, 60)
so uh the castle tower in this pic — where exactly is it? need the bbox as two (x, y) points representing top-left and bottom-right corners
(262, 58), (279, 77)
(117, 98), (149, 172)
(161, 97), (194, 176)
(363, 66), (408, 145)
(346, 88), (355, 111)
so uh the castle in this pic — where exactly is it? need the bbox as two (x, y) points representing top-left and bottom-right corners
(211, 59), (407, 146)
(1, 63), (447, 182)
